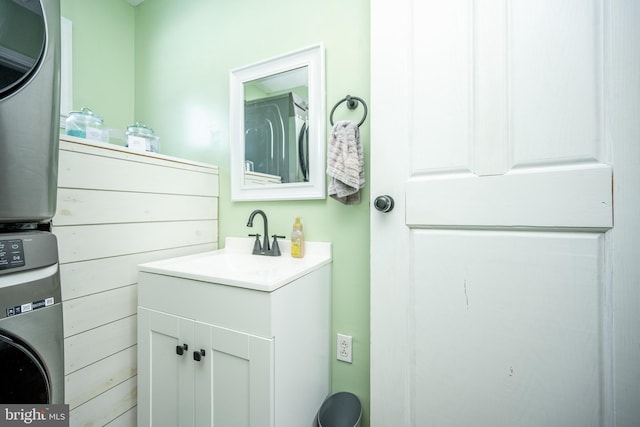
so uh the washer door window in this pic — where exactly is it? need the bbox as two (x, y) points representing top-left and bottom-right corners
(0, 333), (50, 403)
(0, 0), (46, 99)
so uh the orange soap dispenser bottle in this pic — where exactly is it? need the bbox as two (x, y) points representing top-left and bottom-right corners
(291, 216), (305, 258)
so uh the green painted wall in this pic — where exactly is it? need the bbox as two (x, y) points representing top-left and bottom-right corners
(62, 1), (371, 424)
(60, 0), (135, 138)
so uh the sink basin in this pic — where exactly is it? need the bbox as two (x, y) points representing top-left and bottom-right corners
(138, 237), (331, 292)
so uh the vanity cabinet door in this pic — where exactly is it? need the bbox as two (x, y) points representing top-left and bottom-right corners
(194, 321), (274, 427)
(138, 307), (196, 427)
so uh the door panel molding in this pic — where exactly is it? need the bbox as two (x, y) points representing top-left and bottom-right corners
(406, 163), (612, 229)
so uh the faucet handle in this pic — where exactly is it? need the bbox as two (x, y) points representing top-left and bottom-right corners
(270, 235), (286, 257)
(248, 233), (262, 254)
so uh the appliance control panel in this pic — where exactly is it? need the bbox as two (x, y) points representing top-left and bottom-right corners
(0, 231), (58, 275)
(0, 239), (25, 270)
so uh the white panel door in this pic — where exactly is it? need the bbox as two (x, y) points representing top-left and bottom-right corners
(371, 0), (639, 426)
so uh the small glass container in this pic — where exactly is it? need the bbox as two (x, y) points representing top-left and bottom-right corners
(125, 122), (160, 153)
(65, 107), (108, 142)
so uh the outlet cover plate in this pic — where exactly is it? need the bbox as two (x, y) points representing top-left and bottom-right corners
(337, 333), (352, 363)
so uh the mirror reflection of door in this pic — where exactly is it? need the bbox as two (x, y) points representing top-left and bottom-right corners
(243, 66), (309, 186)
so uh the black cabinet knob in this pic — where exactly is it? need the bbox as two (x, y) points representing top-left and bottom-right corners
(374, 195), (394, 213)
(176, 343), (188, 356)
(193, 349), (206, 361)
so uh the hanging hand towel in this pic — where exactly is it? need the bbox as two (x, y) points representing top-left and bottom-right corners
(327, 120), (365, 204)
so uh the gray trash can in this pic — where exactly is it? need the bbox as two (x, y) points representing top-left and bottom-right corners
(317, 392), (362, 427)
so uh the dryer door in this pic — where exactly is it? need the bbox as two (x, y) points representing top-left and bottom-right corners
(0, 333), (50, 403)
(0, 0), (46, 99)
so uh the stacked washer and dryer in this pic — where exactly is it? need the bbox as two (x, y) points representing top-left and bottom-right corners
(0, 0), (64, 404)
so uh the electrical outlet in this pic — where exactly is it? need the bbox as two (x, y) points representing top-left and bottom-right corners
(337, 333), (352, 363)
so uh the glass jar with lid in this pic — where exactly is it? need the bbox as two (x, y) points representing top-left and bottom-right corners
(125, 122), (160, 153)
(65, 107), (109, 142)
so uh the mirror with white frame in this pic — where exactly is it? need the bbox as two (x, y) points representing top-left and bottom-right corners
(230, 44), (325, 201)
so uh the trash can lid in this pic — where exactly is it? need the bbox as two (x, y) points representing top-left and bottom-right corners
(317, 392), (362, 427)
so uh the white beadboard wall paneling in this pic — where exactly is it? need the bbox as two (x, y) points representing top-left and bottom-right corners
(58, 145), (218, 197)
(55, 189), (218, 226)
(66, 346), (137, 410)
(64, 316), (137, 374)
(55, 220), (218, 264)
(63, 285), (138, 338)
(55, 137), (218, 427)
(59, 136), (219, 183)
(60, 244), (217, 301)
(104, 408), (137, 427)
(69, 377), (137, 427)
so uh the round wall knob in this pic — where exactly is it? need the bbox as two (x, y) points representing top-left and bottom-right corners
(374, 195), (394, 213)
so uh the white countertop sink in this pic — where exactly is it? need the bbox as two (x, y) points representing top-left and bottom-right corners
(138, 237), (332, 292)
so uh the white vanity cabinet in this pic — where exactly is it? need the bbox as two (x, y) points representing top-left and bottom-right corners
(137, 239), (331, 427)
(137, 307), (272, 427)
